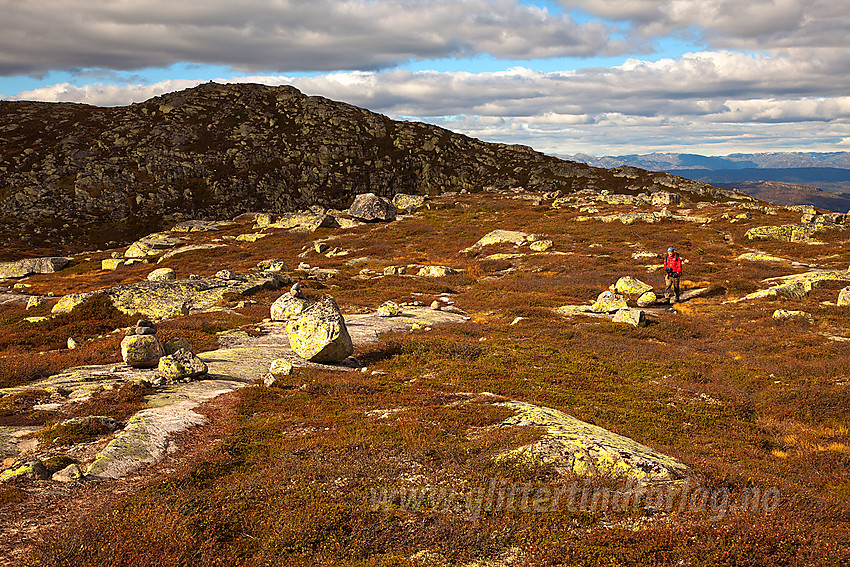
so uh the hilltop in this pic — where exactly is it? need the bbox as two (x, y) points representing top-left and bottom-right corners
(1, 82), (729, 256)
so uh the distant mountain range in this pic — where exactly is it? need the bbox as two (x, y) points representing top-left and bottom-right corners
(564, 152), (850, 212)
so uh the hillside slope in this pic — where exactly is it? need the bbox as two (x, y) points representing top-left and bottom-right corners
(1, 83), (728, 252)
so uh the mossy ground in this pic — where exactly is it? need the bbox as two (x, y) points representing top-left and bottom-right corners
(3, 193), (849, 565)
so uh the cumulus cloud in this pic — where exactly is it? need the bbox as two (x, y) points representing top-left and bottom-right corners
(0, 0), (619, 76)
(7, 45), (849, 155)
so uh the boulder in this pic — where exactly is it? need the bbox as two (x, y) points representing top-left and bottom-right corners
(839, 286), (850, 306)
(417, 266), (459, 277)
(590, 291), (628, 313)
(121, 335), (164, 368)
(264, 358), (294, 386)
(614, 276), (653, 296)
(651, 191), (681, 206)
(270, 293), (312, 321)
(52, 463), (84, 483)
(636, 291), (657, 307)
(393, 193), (426, 212)
(269, 211), (338, 231)
(377, 301), (401, 317)
(157, 348), (208, 382)
(285, 296), (353, 363)
(348, 193), (397, 222)
(67, 337), (80, 349)
(124, 233), (185, 258)
(745, 224), (829, 242)
(0, 256), (70, 279)
(529, 240), (553, 252)
(257, 259), (289, 272)
(162, 337), (193, 355)
(463, 229), (529, 253)
(0, 459), (51, 482)
(612, 308), (647, 327)
(772, 310), (814, 324)
(101, 258), (124, 270)
(147, 267), (176, 281)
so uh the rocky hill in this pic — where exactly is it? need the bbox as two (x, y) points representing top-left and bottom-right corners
(1, 82), (729, 254)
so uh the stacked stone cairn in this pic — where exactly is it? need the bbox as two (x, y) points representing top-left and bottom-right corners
(119, 319), (207, 384)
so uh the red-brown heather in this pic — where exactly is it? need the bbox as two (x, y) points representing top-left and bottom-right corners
(1, 191), (848, 566)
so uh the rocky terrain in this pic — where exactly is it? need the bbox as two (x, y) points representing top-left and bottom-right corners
(0, 88), (847, 566)
(0, 83), (731, 254)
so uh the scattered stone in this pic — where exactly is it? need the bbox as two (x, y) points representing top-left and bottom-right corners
(147, 267), (176, 281)
(163, 337), (193, 355)
(52, 463), (84, 483)
(235, 233), (268, 242)
(67, 337), (80, 349)
(0, 257), (70, 279)
(158, 244), (227, 262)
(348, 193), (397, 222)
(651, 191), (681, 206)
(612, 308), (647, 327)
(632, 251), (657, 260)
(745, 223), (834, 242)
(171, 220), (221, 232)
(377, 301), (401, 317)
(257, 259), (289, 272)
(417, 266), (459, 277)
(121, 334), (164, 368)
(285, 296), (354, 363)
(463, 229), (530, 253)
(737, 252), (787, 263)
(268, 211), (338, 231)
(614, 276), (653, 296)
(215, 269), (245, 280)
(529, 239), (553, 252)
(101, 258), (125, 270)
(430, 301), (442, 310)
(636, 291), (657, 307)
(124, 233), (185, 258)
(25, 296), (46, 310)
(314, 242), (330, 254)
(264, 359), (294, 386)
(0, 459), (50, 482)
(772, 309), (814, 324)
(393, 193), (426, 212)
(157, 349), (208, 382)
(383, 266), (406, 275)
(590, 290), (629, 313)
(839, 286), (850, 306)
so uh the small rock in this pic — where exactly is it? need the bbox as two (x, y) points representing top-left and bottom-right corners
(838, 286), (850, 306)
(52, 463), (84, 483)
(348, 193), (397, 222)
(121, 335), (164, 368)
(612, 308), (647, 327)
(314, 242), (330, 254)
(257, 259), (289, 272)
(157, 348), (208, 382)
(285, 296), (353, 363)
(430, 300), (442, 310)
(529, 240), (553, 252)
(0, 459), (50, 482)
(101, 258), (124, 270)
(147, 267), (176, 281)
(772, 309), (814, 324)
(591, 291), (628, 313)
(264, 359), (294, 387)
(615, 276), (653, 296)
(25, 296), (45, 310)
(393, 193), (426, 212)
(417, 266), (458, 277)
(377, 301), (401, 317)
(67, 337), (80, 349)
(636, 291), (657, 307)
(162, 337), (193, 355)
(215, 269), (244, 281)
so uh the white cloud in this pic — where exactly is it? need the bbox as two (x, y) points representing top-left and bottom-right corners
(0, 0), (619, 76)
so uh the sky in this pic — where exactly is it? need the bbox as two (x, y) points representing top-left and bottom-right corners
(2, 0), (849, 157)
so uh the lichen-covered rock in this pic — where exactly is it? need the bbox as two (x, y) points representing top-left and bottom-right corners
(147, 267), (176, 281)
(125, 233), (185, 258)
(121, 335), (164, 368)
(0, 459), (50, 482)
(285, 296), (353, 363)
(529, 239), (553, 252)
(839, 286), (850, 306)
(377, 301), (401, 317)
(772, 309), (814, 323)
(417, 266), (459, 277)
(463, 229), (530, 253)
(257, 259), (289, 272)
(393, 193), (426, 212)
(235, 233), (268, 242)
(745, 223), (832, 242)
(264, 358), (294, 386)
(26, 296), (46, 310)
(270, 293), (311, 321)
(612, 308), (647, 327)
(101, 258), (124, 270)
(0, 257), (70, 279)
(651, 191), (681, 206)
(348, 193), (397, 222)
(52, 463), (84, 483)
(636, 291), (657, 307)
(496, 401), (689, 482)
(157, 349), (208, 381)
(614, 276), (653, 296)
(591, 291), (628, 313)
(52, 273), (287, 319)
(267, 211), (338, 232)
(163, 337), (193, 355)
(736, 252), (787, 263)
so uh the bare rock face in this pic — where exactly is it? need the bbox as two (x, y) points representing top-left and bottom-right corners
(285, 296), (353, 363)
(348, 193), (397, 222)
(0, 257), (70, 279)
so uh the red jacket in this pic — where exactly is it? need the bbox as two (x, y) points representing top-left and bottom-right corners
(664, 252), (682, 275)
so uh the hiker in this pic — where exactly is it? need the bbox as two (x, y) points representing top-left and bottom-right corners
(663, 247), (682, 303)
